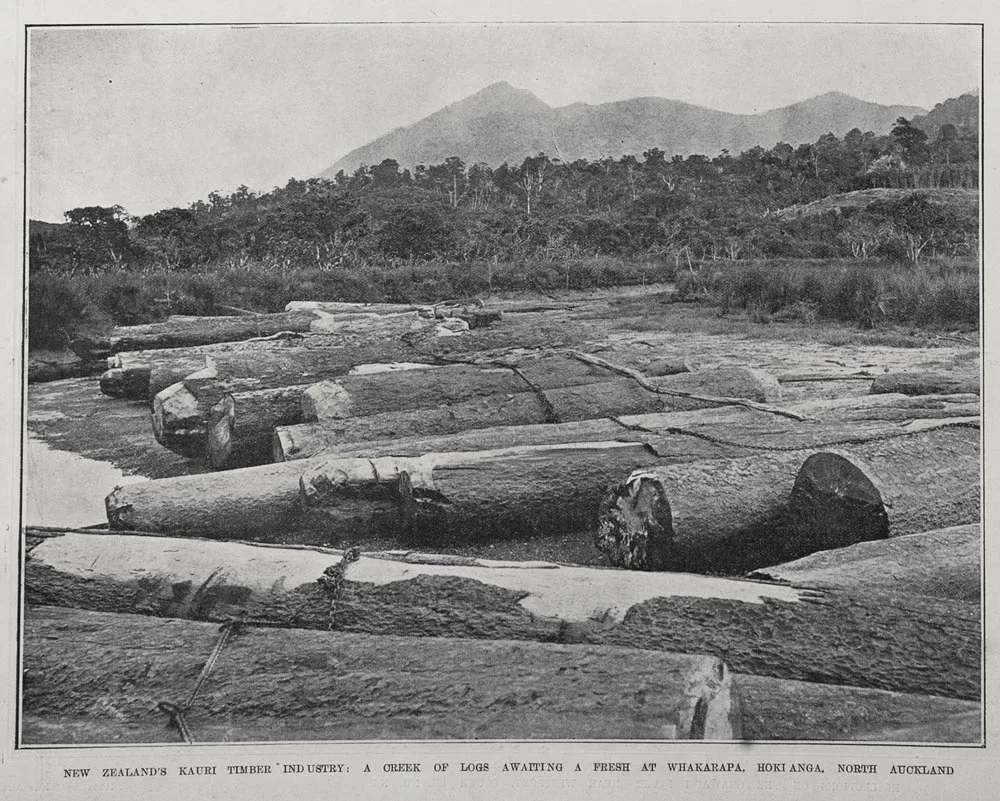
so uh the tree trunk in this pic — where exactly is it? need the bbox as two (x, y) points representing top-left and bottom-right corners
(749, 524), (980, 602)
(300, 354), (624, 421)
(790, 425), (980, 544)
(870, 371), (980, 396)
(151, 348), (429, 455)
(24, 531), (980, 700)
(598, 423), (979, 574)
(104, 459), (399, 543)
(275, 393), (979, 462)
(71, 311), (321, 360)
(220, 364), (773, 469)
(286, 368), (779, 456)
(285, 300), (429, 314)
(735, 674), (980, 742)
(22, 606), (739, 744)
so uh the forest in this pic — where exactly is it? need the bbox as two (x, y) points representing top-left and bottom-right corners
(27, 101), (980, 349)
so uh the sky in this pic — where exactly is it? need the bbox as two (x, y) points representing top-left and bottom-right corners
(28, 23), (982, 222)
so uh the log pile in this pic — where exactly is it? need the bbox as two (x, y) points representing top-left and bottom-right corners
(24, 303), (983, 744)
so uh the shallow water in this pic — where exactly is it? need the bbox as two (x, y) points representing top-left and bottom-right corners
(21, 437), (148, 528)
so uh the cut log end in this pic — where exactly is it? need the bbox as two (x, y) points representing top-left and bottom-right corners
(595, 471), (674, 570)
(272, 427), (296, 462)
(790, 451), (890, 549)
(151, 382), (206, 457)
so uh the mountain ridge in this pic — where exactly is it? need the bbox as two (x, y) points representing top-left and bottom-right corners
(321, 84), (926, 177)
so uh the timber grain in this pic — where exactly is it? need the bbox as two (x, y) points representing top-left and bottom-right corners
(870, 371), (980, 397)
(22, 607), (738, 743)
(274, 392), (979, 462)
(749, 524), (981, 602)
(71, 310), (323, 360)
(23, 532), (980, 701)
(596, 423), (979, 572)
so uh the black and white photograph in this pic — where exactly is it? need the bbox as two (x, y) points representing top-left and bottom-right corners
(3, 6), (993, 799)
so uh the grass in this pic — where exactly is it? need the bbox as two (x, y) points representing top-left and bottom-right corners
(27, 255), (977, 352)
(670, 257), (979, 331)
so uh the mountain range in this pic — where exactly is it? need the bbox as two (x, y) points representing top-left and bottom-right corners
(321, 82), (927, 177)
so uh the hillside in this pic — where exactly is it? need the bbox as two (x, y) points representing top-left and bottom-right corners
(322, 83), (925, 176)
(773, 188), (979, 222)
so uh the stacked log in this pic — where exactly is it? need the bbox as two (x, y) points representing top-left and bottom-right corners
(24, 531), (980, 701)
(210, 364), (779, 469)
(870, 371), (980, 396)
(597, 424), (979, 573)
(749, 524), (980, 602)
(71, 310), (323, 361)
(109, 415), (977, 556)
(274, 392), (979, 462)
(22, 606), (739, 743)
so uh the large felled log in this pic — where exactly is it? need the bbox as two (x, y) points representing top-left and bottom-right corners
(790, 426), (981, 544)
(284, 368), (780, 456)
(274, 392), (980, 462)
(214, 363), (775, 469)
(285, 300), (430, 314)
(71, 310), (323, 360)
(734, 674), (980, 742)
(24, 531), (980, 700)
(21, 606), (739, 743)
(300, 353), (624, 420)
(104, 461), (345, 541)
(597, 423), (979, 573)
(749, 524), (980, 602)
(870, 371), (980, 396)
(152, 349), (434, 455)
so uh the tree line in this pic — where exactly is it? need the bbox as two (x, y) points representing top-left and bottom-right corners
(30, 115), (979, 276)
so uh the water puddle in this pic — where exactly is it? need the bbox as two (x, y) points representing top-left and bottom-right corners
(21, 437), (148, 528)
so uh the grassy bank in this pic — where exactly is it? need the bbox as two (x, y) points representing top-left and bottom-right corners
(672, 257), (978, 330)
(27, 255), (978, 351)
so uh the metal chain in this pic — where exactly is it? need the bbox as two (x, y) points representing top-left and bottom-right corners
(316, 546), (362, 630)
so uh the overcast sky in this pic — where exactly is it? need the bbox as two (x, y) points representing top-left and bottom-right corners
(28, 23), (981, 221)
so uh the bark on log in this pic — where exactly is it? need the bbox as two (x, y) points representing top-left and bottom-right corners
(790, 426), (981, 544)
(275, 393), (980, 462)
(597, 423), (979, 573)
(749, 524), (980, 602)
(734, 674), (980, 742)
(71, 311), (321, 360)
(287, 368), (779, 455)
(870, 371), (980, 396)
(215, 363), (774, 469)
(151, 349), (433, 454)
(103, 461), (384, 542)
(285, 300), (430, 314)
(24, 531), (980, 700)
(300, 354), (623, 420)
(21, 606), (738, 743)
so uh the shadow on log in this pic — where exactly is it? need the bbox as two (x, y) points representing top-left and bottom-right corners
(597, 423), (979, 573)
(22, 607), (739, 743)
(24, 532), (980, 701)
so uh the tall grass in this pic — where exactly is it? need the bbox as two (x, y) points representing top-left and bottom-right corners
(674, 257), (979, 329)
(26, 256), (677, 349)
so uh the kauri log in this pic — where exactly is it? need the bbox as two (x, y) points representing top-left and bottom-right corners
(274, 393), (979, 462)
(71, 310), (321, 360)
(870, 371), (980, 397)
(790, 426), (981, 544)
(597, 423), (979, 573)
(24, 532), (980, 700)
(734, 674), (980, 742)
(749, 524), (980, 602)
(21, 606), (739, 743)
